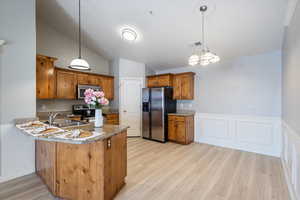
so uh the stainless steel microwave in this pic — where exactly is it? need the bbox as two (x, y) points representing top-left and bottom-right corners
(77, 85), (101, 100)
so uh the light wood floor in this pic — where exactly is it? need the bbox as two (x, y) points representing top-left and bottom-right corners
(0, 138), (290, 200)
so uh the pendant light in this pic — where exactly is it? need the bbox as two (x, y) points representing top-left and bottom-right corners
(69, 0), (90, 70)
(188, 5), (220, 66)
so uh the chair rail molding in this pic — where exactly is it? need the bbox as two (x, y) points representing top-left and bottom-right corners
(194, 113), (282, 157)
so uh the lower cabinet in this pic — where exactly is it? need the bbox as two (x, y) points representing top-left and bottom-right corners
(36, 131), (127, 200)
(105, 113), (119, 125)
(168, 115), (194, 145)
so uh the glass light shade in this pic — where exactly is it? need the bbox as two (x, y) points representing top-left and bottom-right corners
(188, 54), (200, 66)
(199, 50), (220, 66)
(68, 58), (90, 70)
(121, 28), (138, 41)
(210, 55), (220, 63)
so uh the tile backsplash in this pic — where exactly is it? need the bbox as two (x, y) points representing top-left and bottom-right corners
(177, 100), (196, 111)
(36, 99), (84, 112)
(36, 99), (116, 113)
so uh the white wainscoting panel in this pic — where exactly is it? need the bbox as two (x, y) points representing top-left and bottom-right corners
(195, 113), (281, 157)
(281, 121), (300, 200)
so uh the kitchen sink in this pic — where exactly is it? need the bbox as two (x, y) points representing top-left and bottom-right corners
(45, 119), (91, 129)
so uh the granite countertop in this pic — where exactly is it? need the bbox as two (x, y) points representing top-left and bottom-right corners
(168, 110), (196, 116)
(15, 118), (128, 144)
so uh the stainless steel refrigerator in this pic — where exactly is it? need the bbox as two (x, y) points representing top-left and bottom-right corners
(142, 87), (176, 142)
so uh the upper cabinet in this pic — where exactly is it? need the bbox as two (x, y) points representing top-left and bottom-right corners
(36, 54), (115, 100)
(36, 55), (57, 99)
(147, 74), (173, 88)
(146, 72), (195, 100)
(173, 72), (195, 100)
(100, 76), (114, 100)
(88, 74), (100, 86)
(56, 69), (77, 99)
(77, 73), (89, 85)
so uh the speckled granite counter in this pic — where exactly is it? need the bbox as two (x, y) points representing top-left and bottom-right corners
(168, 110), (196, 116)
(15, 118), (129, 144)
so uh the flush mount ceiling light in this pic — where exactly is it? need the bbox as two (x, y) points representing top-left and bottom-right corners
(69, 0), (90, 71)
(188, 5), (220, 66)
(121, 27), (138, 42)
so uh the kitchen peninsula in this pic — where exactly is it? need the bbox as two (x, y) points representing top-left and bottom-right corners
(15, 119), (128, 200)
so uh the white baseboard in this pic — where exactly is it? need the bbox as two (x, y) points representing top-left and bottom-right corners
(194, 113), (282, 157)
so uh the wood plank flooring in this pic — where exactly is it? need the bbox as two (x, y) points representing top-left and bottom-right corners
(0, 138), (290, 200)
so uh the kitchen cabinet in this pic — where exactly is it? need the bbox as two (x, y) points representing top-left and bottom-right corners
(105, 113), (119, 125)
(173, 72), (195, 100)
(77, 73), (89, 85)
(168, 115), (194, 145)
(146, 74), (173, 88)
(56, 69), (77, 99)
(101, 76), (114, 100)
(36, 55), (57, 99)
(103, 132), (127, 200)
(36, 54), (115, 100)
(88, 74), (100, 86)
(36, 130), (127, 200)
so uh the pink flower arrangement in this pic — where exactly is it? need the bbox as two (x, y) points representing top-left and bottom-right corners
(84, 88), (109, 109)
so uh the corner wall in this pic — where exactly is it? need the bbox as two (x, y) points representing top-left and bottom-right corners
(0, 0), (36, 182)
(281, 1), (300, 199)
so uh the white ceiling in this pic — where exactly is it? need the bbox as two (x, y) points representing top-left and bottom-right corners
(37, 0), (287, 70)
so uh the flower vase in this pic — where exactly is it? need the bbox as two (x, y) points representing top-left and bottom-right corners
(95, 109), (103, 128)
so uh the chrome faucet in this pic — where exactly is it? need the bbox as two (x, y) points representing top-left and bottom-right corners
(48, 112), (60, 126)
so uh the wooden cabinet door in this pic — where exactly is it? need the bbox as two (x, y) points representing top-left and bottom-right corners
(181, 74), (194, 100)
(56, 70), (77, 99)
(36, 56), (56, 99)
(35, 141), (57, 194)
(88, 75), (99, 86)
(101, 76), (114, 100)
(106, 113), (119, 125)
(168, 117), (177, 141)
(77, 73), (89, 85)
(176, 121), (186, 144)
(173, 75), (182, 99)
(147, 77), (158, 88)
(104, 131), (127, 200)
(157, 75), (172, 87)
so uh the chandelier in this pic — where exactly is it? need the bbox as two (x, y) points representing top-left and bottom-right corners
(189, 5), (220, 66)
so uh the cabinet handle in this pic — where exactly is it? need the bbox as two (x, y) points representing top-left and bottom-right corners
(107, 139), (111, 149)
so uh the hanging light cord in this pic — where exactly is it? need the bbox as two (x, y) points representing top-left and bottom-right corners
(201, 10), (205, 51)
(78, 0), (82, 59)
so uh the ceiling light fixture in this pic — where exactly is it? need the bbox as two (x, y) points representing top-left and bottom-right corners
(69, 0), (90, 71)
(188, 5), (220, 66)
(121, 27), (138, 42)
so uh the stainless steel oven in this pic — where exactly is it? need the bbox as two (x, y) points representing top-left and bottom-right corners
(77, 85), (101, 100)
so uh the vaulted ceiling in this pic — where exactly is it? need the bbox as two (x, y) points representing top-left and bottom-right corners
(37, 0), (287, 70)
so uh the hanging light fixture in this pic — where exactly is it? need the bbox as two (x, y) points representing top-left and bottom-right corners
(188, 5), (220, 66)
(69, 0), (90, 70)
